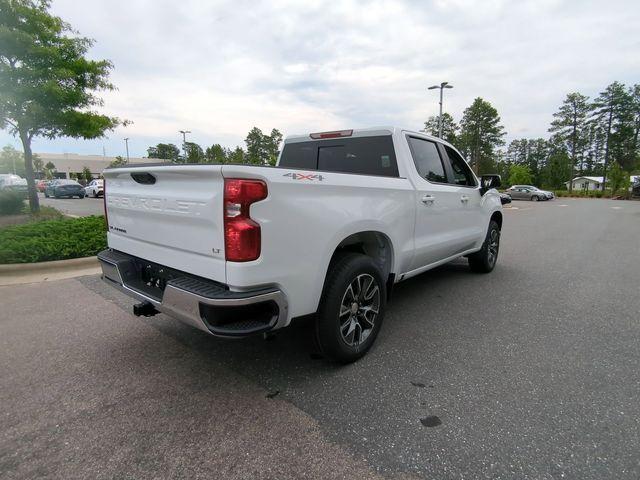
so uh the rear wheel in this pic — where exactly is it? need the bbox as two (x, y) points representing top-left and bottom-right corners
(316, 253), (386, 363)
(468, 220), (500, 273)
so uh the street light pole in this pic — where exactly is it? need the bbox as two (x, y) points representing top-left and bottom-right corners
(179, 130), (191, 161)
(428, 82), (454, 139)
(124, 138), (130, 163)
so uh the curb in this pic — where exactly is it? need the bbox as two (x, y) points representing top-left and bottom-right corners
(0, 256), (101, 286)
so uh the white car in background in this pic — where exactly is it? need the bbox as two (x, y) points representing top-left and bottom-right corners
(85, 179), (104, 198)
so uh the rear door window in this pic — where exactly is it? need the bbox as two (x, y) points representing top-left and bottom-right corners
(406, 136), (447, 183)
(279, 136), (399, 177)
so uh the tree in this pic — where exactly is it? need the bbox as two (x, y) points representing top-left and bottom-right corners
(540, 136), (571, 189)
(244, 127), (283, 165)
(608, 161), (630, 196)
(108, 156), (126, 168)
(228, 146), (245, 164)
(0, 144), (24, 176)
(204, 144), (228, 164)
(245, 127), (266, 165)
(32, 153), (42, 174)
(592, 82), (635, 189)
(182, 141), (204, 163)
(81, 166), (92, 183)
(265, 128), (283, 166)
(423, 113), (458, 145)
(0, 0), (126, 212)
(548, 93), (592, 192)
(508, 164), (533, 186)
(457, 98), (506, 175)
(506, 138), (549, 186)
(147, 143), (180, 161)
(629, 84), (640, 169)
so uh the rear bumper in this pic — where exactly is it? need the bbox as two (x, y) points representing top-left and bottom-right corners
(97, 249), (288, 337)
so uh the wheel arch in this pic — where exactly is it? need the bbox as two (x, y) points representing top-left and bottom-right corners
(325, 230), (396, 300)
(490, 210), (503, 230)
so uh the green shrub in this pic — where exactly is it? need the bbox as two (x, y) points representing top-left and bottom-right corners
(0, 215), (106, 264)
(0, 190), (26, 215)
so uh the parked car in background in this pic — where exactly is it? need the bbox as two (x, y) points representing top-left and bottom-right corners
(36, 180), (49, 192)
(44, 179), (85, 198)
(506, 185), (553, 201)
(0, 174), (28, 197)
(85, 179), (104, 198)
(500, 192), (512, 205)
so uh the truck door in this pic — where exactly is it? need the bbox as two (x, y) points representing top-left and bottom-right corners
(440, 144), (485, 245)
(405, 135), (474, 270)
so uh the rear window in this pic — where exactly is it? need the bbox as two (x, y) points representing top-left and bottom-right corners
(279, 136), (399, 177)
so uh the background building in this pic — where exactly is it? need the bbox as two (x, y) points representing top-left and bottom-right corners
(36, 152), (162, 179)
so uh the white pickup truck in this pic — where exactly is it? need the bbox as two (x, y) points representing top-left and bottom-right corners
(98, 127), (503, 362)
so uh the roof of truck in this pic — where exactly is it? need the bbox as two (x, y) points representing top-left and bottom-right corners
(284, 126), (446, 146)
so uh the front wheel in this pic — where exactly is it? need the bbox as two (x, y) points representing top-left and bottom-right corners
(531, 195), (539, 201)
(316, 253), (386, 363)
(468, 220), (500, 273)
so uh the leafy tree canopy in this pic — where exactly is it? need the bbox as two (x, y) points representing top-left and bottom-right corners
(147, 143), (180, 161)
(0, 0), (127, 211)
(457, 97), (506, 174)
(423, 112), (458, 145)
(507, 164), (533, 186)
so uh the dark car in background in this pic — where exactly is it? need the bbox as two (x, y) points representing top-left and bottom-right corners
(44, 179), (85, 199)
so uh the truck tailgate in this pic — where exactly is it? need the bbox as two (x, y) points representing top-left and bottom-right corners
(103, 164), (226, 283)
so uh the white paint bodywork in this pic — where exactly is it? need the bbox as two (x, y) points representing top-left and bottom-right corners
(103, 127), (502, 327)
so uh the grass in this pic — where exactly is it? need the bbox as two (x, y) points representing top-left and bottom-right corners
(0, 215), (106, 264)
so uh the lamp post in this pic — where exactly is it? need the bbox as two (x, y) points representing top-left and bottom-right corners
(179, 130), (191, 161)
(428, 82), (453, 139)
(124, 138), (130, 163)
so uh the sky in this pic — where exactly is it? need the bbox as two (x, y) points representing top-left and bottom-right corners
(1, 0), (639, 157)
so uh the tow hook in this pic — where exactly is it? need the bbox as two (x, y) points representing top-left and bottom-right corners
(133, 301), (158, 317)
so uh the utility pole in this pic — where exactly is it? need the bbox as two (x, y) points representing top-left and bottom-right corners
(428, 81), (453, 139)
(179, 130), (191, 162)
(124, 138), (130, 163)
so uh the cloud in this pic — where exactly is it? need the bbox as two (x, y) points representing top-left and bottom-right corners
(1, 0), (638, 156)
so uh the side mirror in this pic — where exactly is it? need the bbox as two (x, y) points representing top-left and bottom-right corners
(480, 174), (501, 195)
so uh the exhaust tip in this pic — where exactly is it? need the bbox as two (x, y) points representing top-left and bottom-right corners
(133, 301), (158, 317)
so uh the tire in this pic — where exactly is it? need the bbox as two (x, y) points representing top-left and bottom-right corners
(468, 220), (501, 273)
(315, 252), (386, 363)
(44, 192), (49, 198)
(531, 195), (539, 201)
(93, 190), (98, 198)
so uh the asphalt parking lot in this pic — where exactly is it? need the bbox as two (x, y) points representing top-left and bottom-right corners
(2, 198), (639, 479)
(38, 192), (104, 217)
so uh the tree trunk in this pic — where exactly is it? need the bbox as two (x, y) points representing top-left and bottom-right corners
(19, 131), (40, 213)
(601, 106), (613, 192)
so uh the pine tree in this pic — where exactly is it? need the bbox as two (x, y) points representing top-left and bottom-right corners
(457, 98), (506, 175)
(548, 93), (592, 192)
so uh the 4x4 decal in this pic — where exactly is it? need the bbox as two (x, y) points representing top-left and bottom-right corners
(283, 172), (324, 181)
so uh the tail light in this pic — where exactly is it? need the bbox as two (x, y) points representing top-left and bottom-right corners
(103, 177), (108, 231)
(224, 179), (267, 262)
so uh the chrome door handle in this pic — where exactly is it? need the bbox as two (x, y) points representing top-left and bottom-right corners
(460, 195), (469, 203)
(421, 195), (435, 205)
